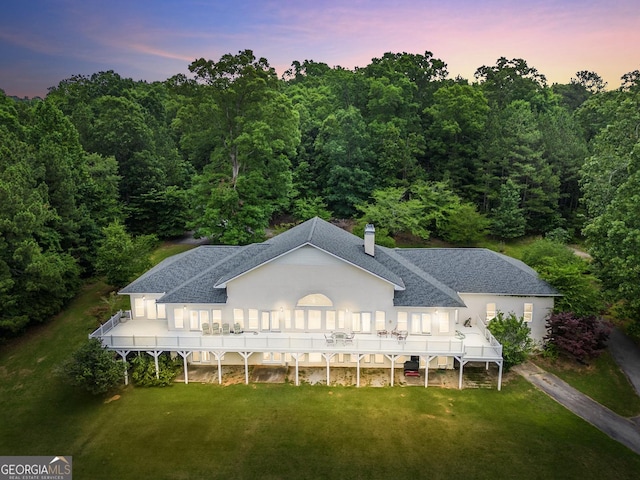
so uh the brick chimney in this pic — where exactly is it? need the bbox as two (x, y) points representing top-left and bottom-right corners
(364, 224), (375, 256)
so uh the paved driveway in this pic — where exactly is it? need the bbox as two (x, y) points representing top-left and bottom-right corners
(514, 361), (640, 455)
(608, 328), (640, 396)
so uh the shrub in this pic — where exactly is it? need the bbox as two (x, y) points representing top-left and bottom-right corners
(521, 239), (603, 318)
(487, 312), (535, 370)
(59, 338), (124, 395)
(129, 353), (181, 387)
(544, 312), (611, 362)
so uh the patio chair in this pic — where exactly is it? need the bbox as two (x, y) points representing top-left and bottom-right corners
(211, 322), (221, 335)
(202, 322), (211, 335)
(233, 322), (244, 334)
(222, 323), (231, 335)
(344, 332), (355, 345)
(396, 331), (408, 342)
(325, 333), (336, 346)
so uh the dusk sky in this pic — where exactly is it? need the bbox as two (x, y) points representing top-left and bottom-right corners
(1, 0), (638, 98)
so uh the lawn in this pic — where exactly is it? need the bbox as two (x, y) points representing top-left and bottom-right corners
(533, 352), (640, 417)
(1, 276), (640, 479)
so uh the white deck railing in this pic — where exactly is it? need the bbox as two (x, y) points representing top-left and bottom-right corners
(94, 331), (467, 356)
(89, 315), (503, 360)
(89, 310), (130, 339)
(472, 316), (503, 358)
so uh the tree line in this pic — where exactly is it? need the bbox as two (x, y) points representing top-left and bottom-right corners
(1, 49), (639, 337)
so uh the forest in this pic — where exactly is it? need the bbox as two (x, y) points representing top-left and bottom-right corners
(1, 49), (639, 338)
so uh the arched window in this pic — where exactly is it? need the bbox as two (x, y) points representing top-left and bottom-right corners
(296, 293), (333, 307)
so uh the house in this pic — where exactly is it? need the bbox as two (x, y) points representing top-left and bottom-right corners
(91, 217), (559, 390)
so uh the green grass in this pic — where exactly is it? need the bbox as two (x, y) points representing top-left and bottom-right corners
(1, 275), (640, 479)
(150, 242), (196, 265)
(533, 352), (640, 417)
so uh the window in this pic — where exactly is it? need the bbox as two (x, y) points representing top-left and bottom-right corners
(486, 303), (497, 321)
(190, 311), (200, 330)
(326, 311), (336, 330)
(263, 352), (283, 364)
(201, 351), (210, 363)
(375, 311), (386, 331)
(338, 311), (346, 330)
(295, 310), (305, 330)
(308, 310), (322, 330)
(410, 313), (421, 334)
(174, 308), (184, 329)
(134, 297), (145, 317)
(409, 313), (432, 334)
(374, 354), (384, 364)
(296, 293), (333, 307)
(233, 309), (244, 329)
(352, 313), (361, 332)
(361, 312), (372, 332)
(283, 309), (292, 329)
(438, 311), (450, 333)
(189, 310), (209, 330)
(212, 310), (222, 325)
(145, 299), (157, 319)
(261, 311), (270, 331)
(524, 303), (533, 322)
(397, 312), (408, 331)
(157, 303), (166, 319)
(271, 310), (281, 331)
(248, 309), (259, 330)
(422, 313), (431, 334)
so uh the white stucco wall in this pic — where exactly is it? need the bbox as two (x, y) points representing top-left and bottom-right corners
(459, 293), (554, 343)
(226, 245), (396, 314)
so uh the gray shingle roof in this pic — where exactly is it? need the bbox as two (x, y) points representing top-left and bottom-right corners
(394, 248), (560, 296)
(214, 217), (405, 289)
(119, 217), (558, 306)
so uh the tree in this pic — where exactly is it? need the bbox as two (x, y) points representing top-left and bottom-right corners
(580, 89), (640, 334)
(572, 70), (607, 94)
(544, 312), (611, 362)
(475, 57), (549, 110)
(521, 239), (603, 318)
(129, 353), (181, 387)
(436, 202), (489, 245)
(356, 187), (428, 240)
(491, 179), (526, 239)
(314, 106), (374, 217)
(487, 312), (535, 370)
(424, 83), (489, 201)
(0, 117), (81, 336)
(59, 338), (124, 395)
(95, 222), (156, 288)
(185, 51), (300, 242)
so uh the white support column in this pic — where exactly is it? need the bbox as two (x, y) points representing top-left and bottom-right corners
(497, 360), (503, 391)
(457, 357), (465, 390)
(213, 351), (224, 384)
(356, 354), (365, 388)
(385, 354), (398, 386)
(176, 351), (190, 384)
(322, 353), (334, 386)
(146, 351), (161, 379)
(290, 353), (302, 386)
(425, 355), (434, 388)
(116, 350), (130, 385)
(239, 352), (251, 385)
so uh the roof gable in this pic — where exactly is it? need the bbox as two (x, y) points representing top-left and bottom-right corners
(214, 217), (405, 290)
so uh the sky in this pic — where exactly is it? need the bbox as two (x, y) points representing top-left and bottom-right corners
(1, 0), (638, 98)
